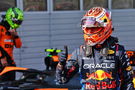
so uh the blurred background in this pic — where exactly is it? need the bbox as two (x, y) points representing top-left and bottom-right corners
(0, 0), (135, 70)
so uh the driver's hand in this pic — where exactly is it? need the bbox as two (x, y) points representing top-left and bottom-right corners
(59, 52), (67, 65)
(9, 29), (18, 37)
(1, 57), (8, 67)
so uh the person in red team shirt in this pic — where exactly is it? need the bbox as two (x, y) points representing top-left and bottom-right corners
(55, 7), (134, 90)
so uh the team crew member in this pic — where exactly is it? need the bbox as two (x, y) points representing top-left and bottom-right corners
(56, 7), (134, 90)
(0, 7), (23, 81)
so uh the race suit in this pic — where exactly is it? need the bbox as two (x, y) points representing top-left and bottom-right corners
(0, 21), (22, 81)
(56, 36), (134, 90)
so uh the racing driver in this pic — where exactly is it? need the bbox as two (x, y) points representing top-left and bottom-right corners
(0, 7), (23, 81)
(56, 7), (134, 90)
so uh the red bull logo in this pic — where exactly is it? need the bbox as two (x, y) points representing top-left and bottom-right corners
(85, 81), (116, 89)
(85, 70), (116, 89)
(86, 70), (113, 81)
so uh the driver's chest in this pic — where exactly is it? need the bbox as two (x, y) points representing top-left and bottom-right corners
(79, 49), (117, 73)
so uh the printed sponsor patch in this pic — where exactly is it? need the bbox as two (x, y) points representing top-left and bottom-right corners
(85, 81), (116, 89)
(126, 66), (132, 71)
(108, 50), (115, 54)
(4, 39), (13, 42)
(83, 63), (115, 69)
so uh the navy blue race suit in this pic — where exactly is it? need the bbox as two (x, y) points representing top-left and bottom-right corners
(56, 36), (134, 90)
